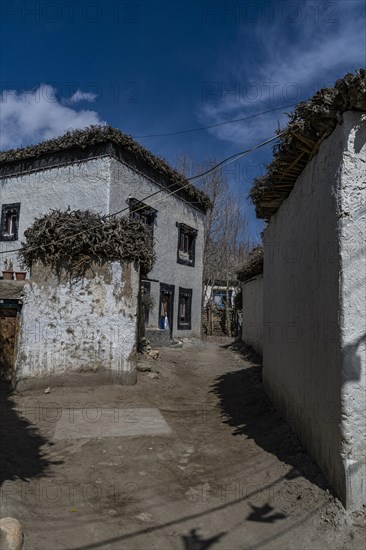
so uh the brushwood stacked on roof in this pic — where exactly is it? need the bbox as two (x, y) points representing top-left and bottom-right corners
(20, 209), (155, 278)
(0, 125), (211, 211)
(237, 246), (263, 282)
(250, 69), (366, 220)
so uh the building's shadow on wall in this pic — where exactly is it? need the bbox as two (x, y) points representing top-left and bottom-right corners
(0, 384), (56, 489)
(211, 341), (329, 491)
(343, 333), (365, 382)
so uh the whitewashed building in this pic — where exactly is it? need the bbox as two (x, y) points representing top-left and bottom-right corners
(238, 247), (263, 357)
(250, 72), (366, 510)
(0, 126), (209, 345)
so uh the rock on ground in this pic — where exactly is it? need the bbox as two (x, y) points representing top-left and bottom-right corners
(0, 518), (23, 550)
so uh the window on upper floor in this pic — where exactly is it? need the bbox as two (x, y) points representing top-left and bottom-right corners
(176, 223), (197, 267)
(1, 203), (21, 241)
(178, 287), (192, 330)
(128, 198), (157, 238)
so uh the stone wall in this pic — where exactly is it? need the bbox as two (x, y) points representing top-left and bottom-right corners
(201, 306), (236, 336)
(242, 275), (263, 356)
(13, 261), (139, 388)
(263, 111), (366, 510)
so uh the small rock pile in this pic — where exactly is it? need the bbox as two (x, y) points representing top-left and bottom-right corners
(138, 336), (152, 353)
(138, 337), (160, 361)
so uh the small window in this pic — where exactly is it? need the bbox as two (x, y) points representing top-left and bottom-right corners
(177, 223), (197, 266)
(178, 287), (192, 330)
(1, 203), (20, 242)
(128, 198), (157, 238)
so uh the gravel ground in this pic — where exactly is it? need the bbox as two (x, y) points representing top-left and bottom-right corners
(0, 340), (365, 549)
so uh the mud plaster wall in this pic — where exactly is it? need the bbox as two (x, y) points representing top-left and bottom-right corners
(14, 262), (139, 386)
(0, 158), (110, 272)
(242, 275), (263, 357)
(263, 111), (365, 510)
(338, 112), (366, 511)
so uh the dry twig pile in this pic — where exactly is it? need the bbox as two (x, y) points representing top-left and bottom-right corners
(20, 210), (155, 278)
(0, 126), (211, 210)
(250, 69), (366, 220)
(237, 246), (263, 283)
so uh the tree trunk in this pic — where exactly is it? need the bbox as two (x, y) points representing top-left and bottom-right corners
(225, 275), (231, 337)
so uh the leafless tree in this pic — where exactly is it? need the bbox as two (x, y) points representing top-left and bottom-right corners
(177, 156), (250, 335)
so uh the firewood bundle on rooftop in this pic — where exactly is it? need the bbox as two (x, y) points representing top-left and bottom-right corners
(250, 69), (366, 220)
(20, 209), (155, 278)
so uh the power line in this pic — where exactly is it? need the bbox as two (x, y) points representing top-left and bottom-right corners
(133, 104), (296, 138)
(0, 132), (284, 258)
(0, 132), (283, 257)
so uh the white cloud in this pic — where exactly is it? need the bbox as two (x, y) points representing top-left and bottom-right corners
(199, 1), (365, 146)
(66, 90), (98, 104)
(207, 110), (288, 148)
(0, 84), (104, 149)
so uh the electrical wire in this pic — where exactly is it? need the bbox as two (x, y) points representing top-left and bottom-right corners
(142, 132), (284, 212)
(0, 132), (284, 258)
(133, 104), (296, 138)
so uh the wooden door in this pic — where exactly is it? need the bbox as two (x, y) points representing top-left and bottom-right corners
(0, 308), (18, 382)
(159, 284), (175, 338)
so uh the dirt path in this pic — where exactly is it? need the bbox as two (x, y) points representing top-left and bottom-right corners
(1, 341), (364, 549)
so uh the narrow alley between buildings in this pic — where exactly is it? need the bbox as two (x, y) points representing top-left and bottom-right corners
(1, 340), (364, 550)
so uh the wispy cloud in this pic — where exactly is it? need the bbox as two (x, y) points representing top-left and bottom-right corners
(199, 1), (365, 146)
(0, 84), (104, 149)
(66, 90), (98, 104)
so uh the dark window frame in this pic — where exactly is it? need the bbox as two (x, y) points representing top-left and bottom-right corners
(1, 203), (21, 242)
(212, 289), (233, 308)
(159, 283), (175, 338)
(178, 287), (192, 330)
(127, 197), (157, 238)
(176, 223), (197, 267)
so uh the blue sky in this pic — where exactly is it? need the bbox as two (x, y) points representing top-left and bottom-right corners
(1, 0), (365, 241)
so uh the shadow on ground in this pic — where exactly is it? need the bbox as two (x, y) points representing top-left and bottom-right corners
(0, 385), (57, 488)
(246, 503), (287, 523)
(182, 528), (226, 549)
(212, 340), (329, 492)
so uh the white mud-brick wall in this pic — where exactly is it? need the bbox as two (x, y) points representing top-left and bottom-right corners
(242, 275), (263, 356)
(338, 112), (366, 510)
(109, 158), (206, 338)
(14, 262), (140, 388)
(263, 111), (365, 510)
(0, 158), (111, 273)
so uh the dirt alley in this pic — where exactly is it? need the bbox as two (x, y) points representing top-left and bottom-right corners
(1, 339), (365, 549)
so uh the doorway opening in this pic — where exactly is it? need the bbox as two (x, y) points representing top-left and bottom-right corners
(159, 283), (175, 339)
(0, 301), (21, 384)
